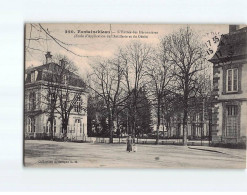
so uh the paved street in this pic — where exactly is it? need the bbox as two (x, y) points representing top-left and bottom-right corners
(24, 140), (246, 168)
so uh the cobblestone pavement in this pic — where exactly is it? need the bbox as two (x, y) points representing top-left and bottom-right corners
(24, 140), (246, 168)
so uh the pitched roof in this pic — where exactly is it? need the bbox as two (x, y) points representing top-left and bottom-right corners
(209, 27), (247, 64)
(25, 63), (86, 89)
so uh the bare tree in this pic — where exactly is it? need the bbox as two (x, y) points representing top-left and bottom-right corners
(119, 42), (153, 139)
(56, 57), (86, 139)
(88, 56), (126, 143)
(146, 46), (173, 144)
(196, 65), (213, 99)
(40, 55), (86, 139)
(161, 92), (183, 138)
(40, 66), (60, 140)
(162, 26), (207, 146)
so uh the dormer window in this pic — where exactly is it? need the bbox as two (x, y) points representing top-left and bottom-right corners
(30, 71), (38, 83)
(31, 71), (35, 82)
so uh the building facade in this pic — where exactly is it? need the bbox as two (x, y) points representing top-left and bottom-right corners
(168, 97), (211, 140)
(24, 52), (88, 141)
(209, 25), (247, 144)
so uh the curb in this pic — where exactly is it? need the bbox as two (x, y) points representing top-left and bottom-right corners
(188, 146), (226, 154)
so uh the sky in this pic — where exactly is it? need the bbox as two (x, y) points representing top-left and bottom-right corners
(25, 23), (232, 78)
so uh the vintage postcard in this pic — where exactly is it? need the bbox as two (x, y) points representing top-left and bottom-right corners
(24, 23), (247, 168)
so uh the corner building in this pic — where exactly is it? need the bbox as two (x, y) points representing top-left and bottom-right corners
(24, 52), (88, 141)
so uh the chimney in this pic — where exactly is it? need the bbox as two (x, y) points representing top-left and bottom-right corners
(45, 51), (52, 64)
(59, 59), (66, 66)
(229, 25), (240, 33)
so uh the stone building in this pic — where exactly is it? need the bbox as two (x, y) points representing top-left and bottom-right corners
(168, 97), (211, 140)
(209, 25), (247, 144)
(24, 52), (88, 141)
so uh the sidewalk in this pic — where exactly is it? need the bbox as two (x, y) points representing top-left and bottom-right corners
(188, 145), (246, 159)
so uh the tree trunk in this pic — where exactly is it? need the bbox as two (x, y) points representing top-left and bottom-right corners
(133, 105), (137, 143)
(182, 121), (188, 146)
(126, 110), (129, 135)
(50, 118), (54, 140)
(156, 99), (160, 144)
(117, 114), (120, 144)
(183, 101), (188, 146)
(163, 124), (165, 139)
(168, 121), (171, 138)
(49, 111), (55, 140)
(108, 110), (113, 143)
(182, 78), (189, 146)
(62, 118), (69, 139)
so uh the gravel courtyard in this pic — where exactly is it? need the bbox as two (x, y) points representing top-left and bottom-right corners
(24, 140), (246, 168)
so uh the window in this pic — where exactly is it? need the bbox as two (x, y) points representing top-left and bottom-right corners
(27, 117), (35, 132)
(74, 96), (82, 113)
(226, 105), (238, 137)
(31, 71), (35, 82)
(226, 68), (238, 92)
(32, 118), (36, 132)
(33, 93), (36, 110)
(49, 92), (56, 105)
(27, 117), (31, 132)
(192, 114), (196, 121)
(29, 92), (36, 110)
(61, 89), (68, 100)
(199, 113), (203, 122)
(227, 105), (238, 116)
(74, 119), (81, 133)
(46, 121), (51, 133)
(28, 94), (32, 110)
(62, 75), (67, 84)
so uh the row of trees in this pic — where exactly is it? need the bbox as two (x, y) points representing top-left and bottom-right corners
(87, 26), (212, 145)
(25, 25), (212, 145)
(87, 87), (152, 140)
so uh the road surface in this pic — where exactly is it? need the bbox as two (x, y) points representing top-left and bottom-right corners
(24, 140), (246, 168)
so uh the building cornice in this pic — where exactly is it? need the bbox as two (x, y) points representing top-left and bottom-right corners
(25, 80), (88, 93)
(216, 98), (247, 102)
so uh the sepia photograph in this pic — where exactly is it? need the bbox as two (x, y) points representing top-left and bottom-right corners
(24, 23), (247, 168)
